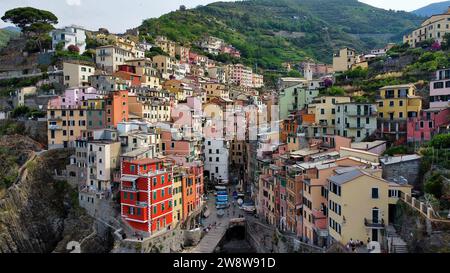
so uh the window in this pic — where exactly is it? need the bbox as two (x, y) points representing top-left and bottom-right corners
(372, 188), (379, 199)
(130, 165), (135, 173)
(153, 177), (157, 186)
(124, 192), (128, 199)
(129, 193), (134, 200)
(153, 191), (157, 200)
(434, 82), (444, 89)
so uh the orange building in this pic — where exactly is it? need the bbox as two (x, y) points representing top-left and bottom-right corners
(106, 90), (129, 128)
(182, 162), (204, 222)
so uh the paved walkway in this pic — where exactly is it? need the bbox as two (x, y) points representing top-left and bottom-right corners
(189, 186), (242, 253)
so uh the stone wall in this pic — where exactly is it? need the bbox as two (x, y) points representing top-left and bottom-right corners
(382, 159), (421, 186)
(117, 227), (186, 253)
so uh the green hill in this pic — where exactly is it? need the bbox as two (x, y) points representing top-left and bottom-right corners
(139, 0), (423, 69)
(0, 28), (20, 49)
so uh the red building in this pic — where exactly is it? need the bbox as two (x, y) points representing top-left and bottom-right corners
(120, 158), (173, 234)
(407, 108), (450, 143)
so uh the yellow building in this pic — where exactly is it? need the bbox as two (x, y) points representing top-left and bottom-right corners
(332, 48), (357, 72)
(377, 84), (422, 120)
(327, 168), (412, 245)
(47, 107), (87, 149)
(172, 169), (183, 226)
(125, 59), (161, 89)
(152, 55), (175, 79)
(155, 36), (176, 58)
(377, 84), (422, 144)
(202, 82), (230, 103)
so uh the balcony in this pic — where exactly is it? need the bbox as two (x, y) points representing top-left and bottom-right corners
(136, 201), (148, 208)
(364, 218), (385, 229)
(48, 116), (62, 121)
(121, 185), (138, 192)
(48, 124), (62, 130)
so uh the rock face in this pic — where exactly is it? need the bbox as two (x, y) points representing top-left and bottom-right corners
(393, 202), (450, 253)
(0, 148), (113, 253)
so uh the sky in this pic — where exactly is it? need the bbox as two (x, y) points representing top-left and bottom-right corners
(0, 0), (446, 33)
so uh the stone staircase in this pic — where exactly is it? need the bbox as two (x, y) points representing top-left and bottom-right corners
(386, 225), (408, 253)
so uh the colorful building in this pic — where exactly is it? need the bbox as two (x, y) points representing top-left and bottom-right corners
(407, 108), (450, 143)
(327, 168), (412, 246)
(120, 158), (173, 235)
(335, 102), (378, 142)
(278, 83), (319, 120)
(429, 68), (450, 109)
(377, 84), (422, 145)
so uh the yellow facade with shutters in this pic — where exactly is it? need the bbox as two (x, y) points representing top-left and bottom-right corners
(377, 84), (422, 120)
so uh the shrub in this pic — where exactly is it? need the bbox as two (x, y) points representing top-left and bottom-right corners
(424, 173), (444, 199)
(68, 44), (80, 53)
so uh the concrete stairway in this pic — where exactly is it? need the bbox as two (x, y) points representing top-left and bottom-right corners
(386, 225), (408, 253)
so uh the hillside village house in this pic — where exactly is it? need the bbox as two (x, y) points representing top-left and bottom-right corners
(327, 168), (412, 246)
(332, 48), (357, 72)
(335, 102), (378, 142)
(155, 36), (177, 58)
(51, 25), (87, 54)
(377, 84), (422, 145)
(63, 61), (95, 88)
(96, 45), (135, 74)
(430, 68), (450, 109)
(403, 7), (450, 47)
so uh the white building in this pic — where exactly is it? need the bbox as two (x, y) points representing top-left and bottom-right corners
(204, 139), (229, 183)
(51, 25), (86, 54)
(85, 140), (121, 193)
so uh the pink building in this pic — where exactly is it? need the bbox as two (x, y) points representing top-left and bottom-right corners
(407, 108), (450, 143)
(48, 87), (101, 108)
(430, 68), (450, 109)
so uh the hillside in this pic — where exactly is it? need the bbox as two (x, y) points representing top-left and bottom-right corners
(413, 1), (450, 17)
(139, 0), (423, 69)
(0, 28), (20, 49)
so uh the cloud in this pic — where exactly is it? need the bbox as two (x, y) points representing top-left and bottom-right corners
(66, 0), (82, 6)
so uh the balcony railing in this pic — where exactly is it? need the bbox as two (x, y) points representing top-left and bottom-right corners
(364, 218), (385, 228)
(121, 185), (138, 192)
(136, 201), (148, 207)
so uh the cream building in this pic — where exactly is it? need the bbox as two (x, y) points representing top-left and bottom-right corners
(332, 48), (357, 73)
(96, 45), (134, 73)
(403, 7), (450, 47)
(63, 62), (95, 88)
(327, 168), (412, 245)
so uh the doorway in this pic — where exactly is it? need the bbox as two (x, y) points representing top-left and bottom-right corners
(372, 229), (378, 242)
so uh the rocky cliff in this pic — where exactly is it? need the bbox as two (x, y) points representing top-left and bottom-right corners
(0, 146), (113, 253)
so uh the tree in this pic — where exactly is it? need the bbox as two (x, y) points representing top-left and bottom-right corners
(442, 33), (450, 51)
(430, 134), (450, 149)
(424, 173), (444, 199)
(2, 7), (58, 52)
